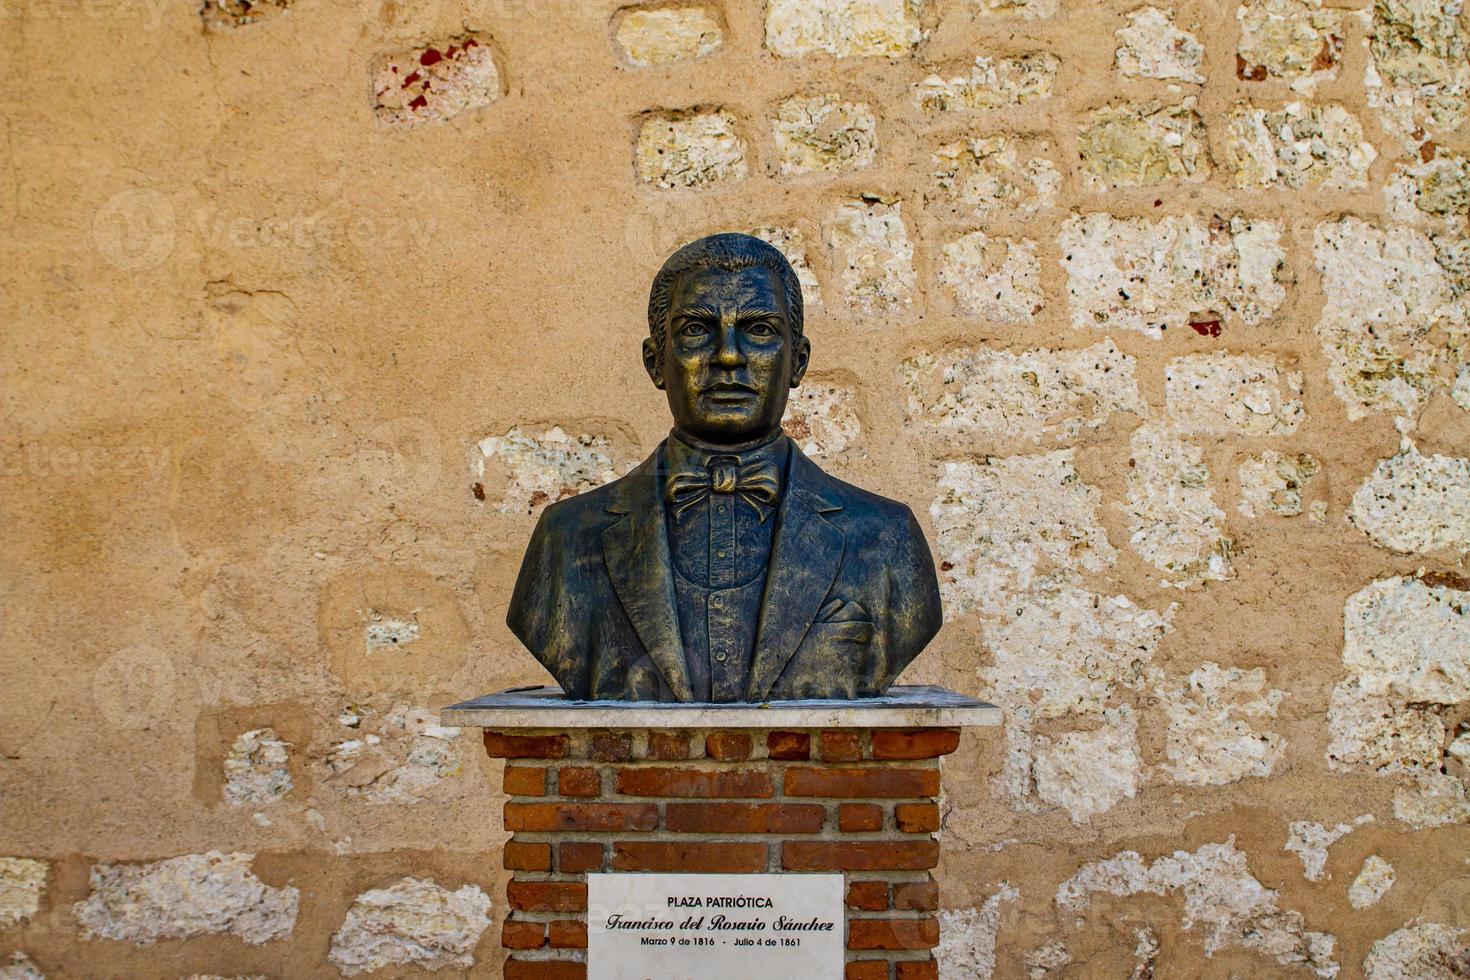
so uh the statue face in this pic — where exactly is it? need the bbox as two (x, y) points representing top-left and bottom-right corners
(644, 265), (810, 445)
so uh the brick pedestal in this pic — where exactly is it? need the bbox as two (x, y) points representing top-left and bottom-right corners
(444, 686), (999, 980)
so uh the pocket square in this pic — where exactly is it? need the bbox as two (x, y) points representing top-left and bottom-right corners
(817, 598), (871, 623)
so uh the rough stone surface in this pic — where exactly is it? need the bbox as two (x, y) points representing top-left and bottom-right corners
(201, 0), (289, 29)
(899, 339), (1147, 444)
(1058, 839), (1340, 977)
(771, 95), (877, 175)
(328, 877), (491, 977)
(1312, 217), (1468, 422)
(1364, 923), (1470, 980)
(1349, 855), (1396, 909)
(977, 0), (1056, 18)
(1033, 708), (1142, 823)
(317, 703), (464, 805)
(1224, 101), (1376, 189)
(74, 852), (298, 947)
(1060, 213), (1287, 339)
(0, 954), (44, 980)
(937, 231), (1042, 323)
(1385, 155), (1470, 233)
(1365, 0), (1470, 152)
(1078, 99), (1210, 190)
(615, 7), (724, 67)
(635, 110), (748, 190)
(826, 196), (915, 316)
(1238, 450), (1320, 518)
(929, 135), (1060, 221)
(222, 727), (292, 807)
(1165, 352), (1304, 437)
(476, 427), (624, 516)
(750, 226), (823, 307)
(1160, 663), (1287, 786)
(781, 380), (861, 458)
(1124, 424), (1233, 589)
(371, 38), (500, 129)
(935, 885), (1017, 980)
(1236, 0), (1346, 83)
(914, 54), (1059, 114)
(764, 0), (922, 59)
(1115, 7), (1205, 83)
(1285, 816), (1371, 881)
(1349, 445), (1470, 555)
(0, 858), (47, 929)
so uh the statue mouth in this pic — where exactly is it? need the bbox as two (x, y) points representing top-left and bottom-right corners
(703, 382), (758, 401)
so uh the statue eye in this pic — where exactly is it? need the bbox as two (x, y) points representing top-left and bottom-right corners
(746, 320), (779, 337)
(678, 320), (711, 338)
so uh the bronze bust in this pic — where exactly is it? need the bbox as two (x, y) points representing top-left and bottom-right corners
(507, 233), (941, 702)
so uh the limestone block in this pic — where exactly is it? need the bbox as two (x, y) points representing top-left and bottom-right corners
(0, 858), (46, 929)
(1115, 7), (1205, 83)
(1365, 923), (1470, 980)
(765, 0), (923, 59)
(751, 226), (823, 306)
(222, 727), (292, 807)
(1033, 708), (1142, 822)
(1078, 99), (1210, 189)
(1349, 445), (1470, 555)
(913, 54), (1058, 114)
(1060, 213), (1286, 339)
(74, 852), (298, 946)
(899, 339), (1147, 444)
(635, 109), (748, 189)
(202, 0), (288, 29)
(615, 6), (723, 66)
(937, 231), (1042, 323)
(1348, 856), (1396, 909)
(1236, 0), (1345, 81)
(1224, 102), (1375, 189)
(1160, 663), (1287, 786)
(781, 380), (861, 458)
(1124, 424), (1233, 589)
(826, 196), (915, 316)
(371, 38), (500, 128)
(929, 135), (1060, 221)
(328, 877), (491, 976)
(1366, 0), (1470, 152)
(1238, 451), (1320, 518)
(770, 95), (877, 175)
(476, 426), (624, 516)
(1165, 352), (1304, 437)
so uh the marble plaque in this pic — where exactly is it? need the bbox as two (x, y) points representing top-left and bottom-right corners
(587, 872), (844, 979)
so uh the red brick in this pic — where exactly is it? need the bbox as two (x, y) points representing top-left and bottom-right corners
(895, 803), (940, 833)
(485, 731), (568, 759)
(767, 731), (811, 760)
(784, 766), (939, 799)
(891, 879), (939, 911)
(505, 959), (585, 980)
(820, 730), (863, 762)
(617, 767), (774, 798)
(647, 730), (691, 760)
(549, 919), (588, 948)
(502, 919), (546, 950)
(558, 766), (601, 797)
(871, 729), (961, 760)
(664, 802), (824, 834)
(848, 917), (939, 950)
(503, 765), (548, 796)
(505, 802), (657, 832)
(590, 732), (634, 761)
(507, 881), (586, 913)
(503, 840), (551, 871)
(783, 841), (939, 871)
(846, 881), (888, 911)
(705, 731), (752, 760)
(845, 962), (890, 980)
(895, 959), (938, 980)
(559, 842), (605, 874)
(839, 803), (884, 832)
(612, 841), (768, 873)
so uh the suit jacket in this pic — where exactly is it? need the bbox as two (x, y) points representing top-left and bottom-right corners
(505, 438), (943, 702)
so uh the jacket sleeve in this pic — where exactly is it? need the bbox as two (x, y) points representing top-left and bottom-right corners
(871, 505), (943, 693)
(505, 503), (593, 698)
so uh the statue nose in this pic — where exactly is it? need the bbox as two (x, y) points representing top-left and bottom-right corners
(715, 325), (746, 365)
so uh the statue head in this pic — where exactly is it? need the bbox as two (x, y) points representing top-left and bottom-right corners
(644, 233), (811, 446)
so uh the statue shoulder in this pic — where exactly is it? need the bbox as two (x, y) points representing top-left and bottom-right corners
(790, 450), (923, 535)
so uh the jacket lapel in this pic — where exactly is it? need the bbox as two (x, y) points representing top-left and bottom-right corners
(746, 447), (845, 701)
(602, 449), (693, 702)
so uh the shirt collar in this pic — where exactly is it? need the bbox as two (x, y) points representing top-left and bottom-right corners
(664, 427), (789, 474)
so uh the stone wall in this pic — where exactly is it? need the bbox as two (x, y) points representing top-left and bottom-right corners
(2, 0), (1468, 976)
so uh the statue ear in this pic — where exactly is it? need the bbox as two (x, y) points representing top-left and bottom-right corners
(790, 335), (811, 387)
(642, 336), (665, 389)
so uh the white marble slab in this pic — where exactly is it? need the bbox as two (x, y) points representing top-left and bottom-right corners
(440, 684), (1001, 729)
(587, 872), (844, 980)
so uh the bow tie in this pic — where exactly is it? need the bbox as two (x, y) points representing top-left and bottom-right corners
(665, 455), (781, 522)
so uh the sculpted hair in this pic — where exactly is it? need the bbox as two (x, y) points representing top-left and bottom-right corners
(647, 233), (805, 349)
